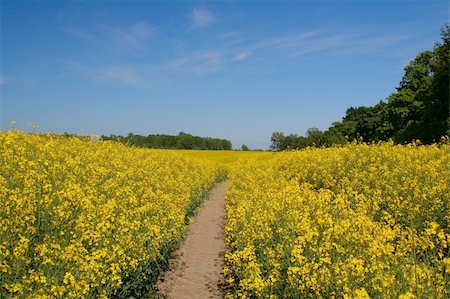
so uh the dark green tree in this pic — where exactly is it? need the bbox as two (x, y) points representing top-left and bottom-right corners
(384, 25), (449, 143)
(102, 132), (232, 150)
(270, 132), (286, 151)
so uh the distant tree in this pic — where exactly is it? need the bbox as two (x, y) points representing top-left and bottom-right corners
(241, 144), (249, 151)
(270, 132), (286, 151)
(338, 104), (387, 141)
(305, 128), (324, 146)
(306, 127), (320, 137)
(177, 132), (195, 149)
(222, 140), (233, 150)
(102, 132), (232, 150)
(271, 132), (303, 150)
(322, 127), (347, 146)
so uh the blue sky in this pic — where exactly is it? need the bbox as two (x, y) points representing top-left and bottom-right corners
(0, 1), (447, 149)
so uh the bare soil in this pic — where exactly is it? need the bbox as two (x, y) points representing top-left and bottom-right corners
(157, 181), (228, 299)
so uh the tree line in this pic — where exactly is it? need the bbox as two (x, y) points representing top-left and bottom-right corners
(101, 132), (232, 150)
(271, 25), (449, 151)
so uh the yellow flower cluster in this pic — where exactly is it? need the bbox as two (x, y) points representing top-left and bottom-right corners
(172, 149), (274, 180)
(175, 149), (274, 165)
(224, 142), (449, 298)
(0, 131), (219, 298)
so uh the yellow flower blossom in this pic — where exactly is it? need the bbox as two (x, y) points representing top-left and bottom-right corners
(0, 131), (220, 297)
(224, 142), (449, 298)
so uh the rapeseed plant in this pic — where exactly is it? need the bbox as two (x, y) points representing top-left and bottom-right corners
(224, 142), (449, 298)
(0, 131), (220, 297)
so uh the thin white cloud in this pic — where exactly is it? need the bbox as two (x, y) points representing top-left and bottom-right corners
(289, 35), (352, 57)
(200, 51), (221, 64)
(335, 34), (414, 55)
(218, 31), (243, 46)
(64, 25), (414, 85)
(222, 31), (326, 62)
(233, 51), (252, 61)
(190, 9), (215, 29)
(228, 30), (414, 60)
(66, 62), (148, 86)
(101, 21), (155, 52)
(167, 50), (223, 75)
(251, 31), (321, 52)
(0, 75), (6, 85)
(64, 21), (156, 52)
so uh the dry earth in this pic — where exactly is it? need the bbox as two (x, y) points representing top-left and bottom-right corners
(157, 181), (228, 299)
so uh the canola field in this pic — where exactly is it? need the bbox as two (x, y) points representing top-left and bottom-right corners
(1, 131), (449, 298)
(0, 131), (220, 298)
(173, 149), (274, 165)
(224, 142), (449, 298)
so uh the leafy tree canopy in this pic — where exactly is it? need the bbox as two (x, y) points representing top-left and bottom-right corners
(102, 132), (232, 150)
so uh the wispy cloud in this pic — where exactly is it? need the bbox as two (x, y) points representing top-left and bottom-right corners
(253, 31), (320, 51)
(227, 30), (414, 61)
(64, 24), (414, 83)
(0, 75), (6, 85)
(233, 51), (252, 61)
(67, 62), (149, 86)
(167, 50), (223, 75)
(102, 21), (155, 52)
(288, 34), (352, 57)
(218, 31), (243, 46)
(64, 21), (156, 52)
(334, 34), (414, 55)
(190, 9), (215, 29)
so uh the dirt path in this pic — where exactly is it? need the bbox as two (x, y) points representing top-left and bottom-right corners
(157, 181), (227, 299)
